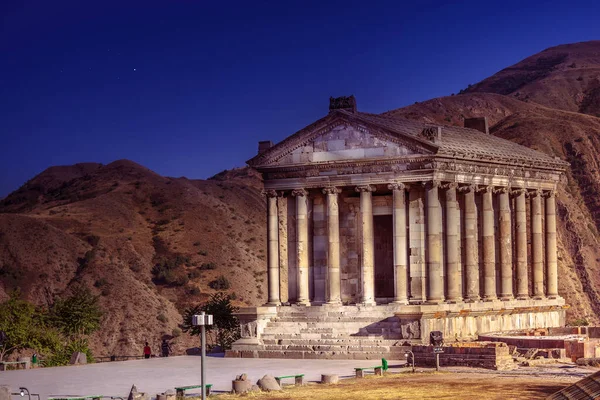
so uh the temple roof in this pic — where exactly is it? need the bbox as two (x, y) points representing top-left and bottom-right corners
(248, 109), (568, 171)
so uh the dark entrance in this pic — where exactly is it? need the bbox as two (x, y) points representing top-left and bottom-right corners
(374, 215), (394, 298)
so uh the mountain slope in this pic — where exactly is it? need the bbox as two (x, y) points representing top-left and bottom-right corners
(0, 160), (267, 356)
(464, 40), (600, 117)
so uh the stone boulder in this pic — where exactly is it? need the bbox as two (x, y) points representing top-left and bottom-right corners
(69, 351), (87, 365)
(232, 373), (253, 394)
(321, 374), (339, 384)
(257, 375), (281, 391)
(0, 386), (11, 400)
(128, 385), (149, 400)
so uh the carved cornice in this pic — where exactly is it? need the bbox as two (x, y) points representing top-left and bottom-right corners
(262, 189), (278, 198)
(542, 190), (556, 198)
(387, 183), (406, 191)
(422, 180), (441, 190)
(322, 187), (342, 195)
(291, 189), (308, 197)
(355, 185), (376, 193)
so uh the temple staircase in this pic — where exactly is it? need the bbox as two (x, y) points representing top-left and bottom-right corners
(230, 305), (411, 360)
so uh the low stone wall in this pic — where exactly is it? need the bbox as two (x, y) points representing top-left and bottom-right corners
(411, 342), (515, 370)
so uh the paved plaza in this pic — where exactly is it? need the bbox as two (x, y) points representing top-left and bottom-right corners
(0, 356), (401, 398)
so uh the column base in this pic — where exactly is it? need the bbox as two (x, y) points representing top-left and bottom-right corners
(483, 296), (497, 302)
(532, 295), (545, 300)
(546, 294), (559, 299)
(360, 301), (376, 306)
(409, 299), (425, 305)
(499, 295), (514, 301)
(445, 298), (463, 304)
(464, 297), (480, 303)
(391, 299), (409, 305)
(516, 295), (529, 300)
(425, 299), (444, 305)
(296, 301), (311, 306)
(325, 300), (342, 306)
(265, 301), (281, 306)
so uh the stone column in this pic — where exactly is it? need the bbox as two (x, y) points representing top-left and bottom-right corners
(389, 183), (408, 304)
(426, 181), (443, 304)
(264, 189), (280, 306)
(481, 186), (497, 301)
(531, 189), (544, 299)
(497, 187), (513, 300)
(277, 194), (289, 304)
(292, 189), (310, 305)
(460, 185), (479, 301)
(545, 190), (559, 298)
(356, 185), (376, 305)
(443, 183), (461, 302)
(408, 185), (426, 303)
(513, 188), (529, 299)
(323, 187), (342, 305)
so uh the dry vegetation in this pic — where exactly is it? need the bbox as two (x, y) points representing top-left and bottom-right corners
(214, 372), (573, 400)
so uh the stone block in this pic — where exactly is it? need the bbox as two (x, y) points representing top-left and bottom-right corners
(0, 386), (10, 400)
(69, 351), (87, 365)
(321, 374), (339, 384)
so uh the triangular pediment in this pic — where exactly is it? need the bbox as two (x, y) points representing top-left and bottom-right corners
(248, 112), (438, 168)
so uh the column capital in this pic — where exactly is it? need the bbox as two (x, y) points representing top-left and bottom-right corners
(440, 182), (458, 190)
(291, 188), (308, 197)
(527, 189), (543, 198)
(458, 184), (476, 193)
(387, 182), (406, 191)
(510, 188), (527, 197)
(262, 189), (278, 198)
(355, 185), (376, 193)
(422, 180), (441, 190)
(322, 186), (342, 195)
(542, 189), (556, 198)
(476, 185), (493, 193)
(494, 186), (510, 194)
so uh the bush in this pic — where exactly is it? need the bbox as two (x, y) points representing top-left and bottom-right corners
(181, 293), (240, 350)
(172, 328), (182, 338)
(200, 262), (216, 271)
(157, 313), (168, 323)
(209, 275), (230, 290)
(152, 255), (191, 286)
(569, 318), (589, 326)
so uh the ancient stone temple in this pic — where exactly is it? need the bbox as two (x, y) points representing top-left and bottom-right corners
(227, 96), (570, 360)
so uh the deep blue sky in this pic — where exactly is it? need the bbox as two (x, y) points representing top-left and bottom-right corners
(1, 0), (598, 197)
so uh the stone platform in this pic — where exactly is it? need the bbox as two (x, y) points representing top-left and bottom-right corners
(227, 298), (567, 359)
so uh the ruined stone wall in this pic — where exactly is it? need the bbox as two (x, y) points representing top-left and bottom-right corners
(411, 342), (515, 370)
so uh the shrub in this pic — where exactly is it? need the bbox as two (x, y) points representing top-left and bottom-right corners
(569, 318), (589, 326)
(200, 262), (216, 271)
(93, 278), (108, 288)
(157, 313), (168, 323)
(209, 275), (230, 290)
(172, 327), (182, 338)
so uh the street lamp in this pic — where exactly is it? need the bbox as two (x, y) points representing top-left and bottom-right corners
(404, 350), (415, 373)
(19, 387), (31, 400)
(192, 312), (213, 400)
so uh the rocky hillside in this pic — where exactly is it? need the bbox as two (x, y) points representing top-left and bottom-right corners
(464, 40), (600, 117)
(0, 160), (268, 356)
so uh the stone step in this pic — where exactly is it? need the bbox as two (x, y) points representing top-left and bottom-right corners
(226, 349), (408, 360)
(260, 333), (403, 341)
(261, 338), (404, 346)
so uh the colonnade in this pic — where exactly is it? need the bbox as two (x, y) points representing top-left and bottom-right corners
(264, 181), (559, 306)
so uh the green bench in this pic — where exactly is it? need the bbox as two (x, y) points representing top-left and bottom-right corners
(275, 374), (304, 386)
(355, 358), (389, 378)
(174, 384), (212, 397)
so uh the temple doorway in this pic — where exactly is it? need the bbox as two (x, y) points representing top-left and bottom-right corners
(374, 215), (394, 299)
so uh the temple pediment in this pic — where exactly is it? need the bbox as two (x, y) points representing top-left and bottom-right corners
(249, 112), (438, 168)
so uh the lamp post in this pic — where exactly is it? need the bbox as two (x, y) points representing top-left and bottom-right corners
(192, 311), (213, 400)
(404, 350), (415, 373)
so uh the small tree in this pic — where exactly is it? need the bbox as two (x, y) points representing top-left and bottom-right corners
(49, 286), (102, 338)
(182, 293), (240, 350)
(0, 291), (58, 361)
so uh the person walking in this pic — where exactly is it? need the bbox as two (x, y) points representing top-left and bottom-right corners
(161, 339), (172, 357)
(143, 342), (152, 359)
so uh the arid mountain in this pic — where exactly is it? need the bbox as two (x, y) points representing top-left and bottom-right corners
(0, 160), (267, 356)
(464, 40), (600, 117)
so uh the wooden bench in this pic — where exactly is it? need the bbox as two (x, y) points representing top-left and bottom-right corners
(0, 360), (30, 371)
(174, 384), (213, 397)
(355, 365), (383, 378)
(275, 374), (304, 386)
